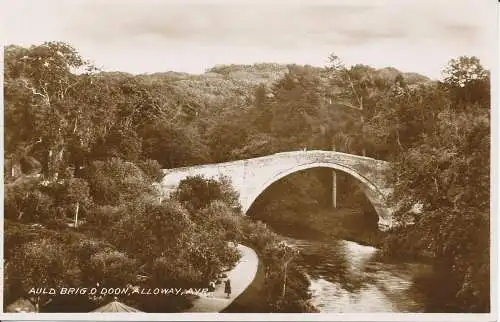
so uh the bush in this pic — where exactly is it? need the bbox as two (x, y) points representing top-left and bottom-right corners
(172, 175), (241, 212)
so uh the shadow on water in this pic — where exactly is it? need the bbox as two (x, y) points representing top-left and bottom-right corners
(263, 216), (431, 313)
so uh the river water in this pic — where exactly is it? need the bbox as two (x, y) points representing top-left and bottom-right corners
(265, 223), (432, 313)
(285, 237), (430, 312)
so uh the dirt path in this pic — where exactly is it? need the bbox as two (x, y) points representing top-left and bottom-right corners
(185, 244), (258, 312)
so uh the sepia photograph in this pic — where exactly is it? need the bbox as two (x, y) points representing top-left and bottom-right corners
(1, 0), (498, 321)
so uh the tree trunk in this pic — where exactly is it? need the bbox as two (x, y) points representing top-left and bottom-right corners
(344, 136), (350, 153)
(282, 262), (288, 297)
(35, 296), (40, 313)
(360, 114), (366, 156)
(47, 149), (53, 178)
(396, 129), (403, 150)
(74, 201), (80, 228)
(47, 148), (59, 181)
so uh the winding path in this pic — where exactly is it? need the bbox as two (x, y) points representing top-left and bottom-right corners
(185, 244), (259, 313)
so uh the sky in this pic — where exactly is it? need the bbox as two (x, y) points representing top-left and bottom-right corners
(2, 0), (498, 79)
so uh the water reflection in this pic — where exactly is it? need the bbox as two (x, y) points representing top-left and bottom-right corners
(284, 237), (429, 312)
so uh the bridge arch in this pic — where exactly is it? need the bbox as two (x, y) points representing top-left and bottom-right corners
(242, 161), (389, 228)
(159, 150), (394, 230)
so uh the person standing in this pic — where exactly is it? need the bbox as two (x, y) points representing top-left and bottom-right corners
(224, 279), (232, 298)
(208, 281), (216, 298)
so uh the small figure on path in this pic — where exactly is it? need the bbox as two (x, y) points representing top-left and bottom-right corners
(224, 279), (232, 298)
(208, 281), (216, 298)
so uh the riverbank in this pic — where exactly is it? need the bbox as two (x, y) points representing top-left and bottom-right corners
(185, 244), (258, 312)
(262, 207), (386, 248)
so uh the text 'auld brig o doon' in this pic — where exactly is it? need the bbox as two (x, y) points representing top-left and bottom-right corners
(28, 287), (209, 296)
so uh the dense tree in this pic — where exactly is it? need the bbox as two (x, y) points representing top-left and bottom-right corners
(4, 42), (97, 181)
(6, 238), (76, 312)
(206, 115), (250, 162)
(197, 200), (243, 243)
(92, 127), (143, 162)
(172, 175), (241, 213)
(89, 249), (139, 288)
(442, 56), (488, 88)
(84, 158), (154, 206)
(62, 178), (92, 228)
(141, 120), (209, 168)
(136, 159), (164, 182)
(441, 56), (490, 107)
(268, 65), (324, 148)
(382, 57), (490, 312)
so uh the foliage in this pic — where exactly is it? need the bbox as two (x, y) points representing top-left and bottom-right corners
(84, 157), (153, 206)
(172, 175), (241, 213)
(6, 237), (78, 311)
(140, 120), (210, 168)
(137, 159), (164, 182)
(381, 58), (490, 312)
(89, 249), (139, 288)
(109, 200), (195, 264)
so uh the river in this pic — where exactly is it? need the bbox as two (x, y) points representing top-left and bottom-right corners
(269, 222), (432, 313)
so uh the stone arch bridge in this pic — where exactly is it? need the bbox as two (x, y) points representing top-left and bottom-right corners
(159, 150), (395, 230)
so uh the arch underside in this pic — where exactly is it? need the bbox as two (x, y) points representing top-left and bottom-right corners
(242, 161), (391, 227)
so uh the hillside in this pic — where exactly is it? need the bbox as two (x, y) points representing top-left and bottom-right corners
(158, 62), (432, 94)
(136, 62), (433, 118)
